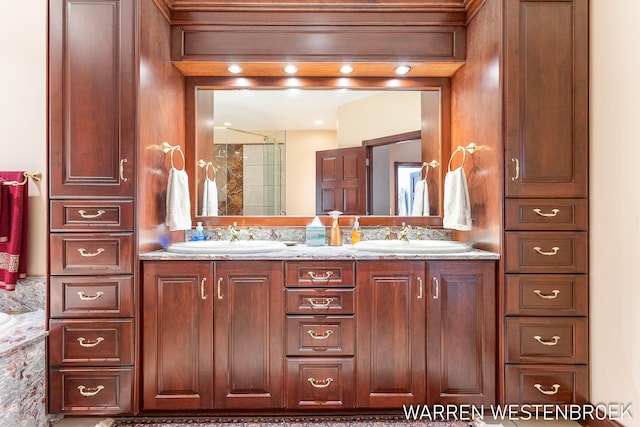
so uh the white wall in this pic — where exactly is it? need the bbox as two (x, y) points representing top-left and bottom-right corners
(590, 1), (640, 425)
(0, 0), (47, 276)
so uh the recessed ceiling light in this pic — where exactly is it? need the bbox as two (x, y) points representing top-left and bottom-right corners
(227, 64), (243, 74)
(284, 64), (298, 74)
(340, 64), (354, 74)
(394, 65), (411, 75)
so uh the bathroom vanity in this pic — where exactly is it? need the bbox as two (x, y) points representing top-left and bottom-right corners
(46, 0), (589, 417)
(139, 247), (497, 411)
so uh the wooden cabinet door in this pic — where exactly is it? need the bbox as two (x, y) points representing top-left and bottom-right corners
(426, 261), (496, 405)
(316, 146), (367, 215)
(214, 261), (284, 409)
(504, 0), (588, 197)
(142, 261), (214, 410)
(49, 0), (136, 198)
(356, 261), (426, 408)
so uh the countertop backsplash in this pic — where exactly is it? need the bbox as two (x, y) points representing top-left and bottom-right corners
(0, 277), (46, 313)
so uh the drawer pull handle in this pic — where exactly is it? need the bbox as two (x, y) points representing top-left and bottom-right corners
(78, 209), (106, 219)
(511, 158), (520, 181)
(417, 277), (423, 299)
(307, 329), (334, 340)
(533, 289), (560, 299)
(120, 159), (128, 182)
(77, 337), (105, 348)
(217, 278), (223, 300)
(533, 208), (560, 217)
(201, 278), (207, 300)
(307, 271), (334, 281)
(77, 385), (105, 397)
(308, 377), (333, 388)
(306, 297), (335, 308)
(534, 335), (561, 346)
(78, 248), (105, 257)
(534, 383), (560, 395)
(77, 291), (104, 301)
(533, 246), (560, 256)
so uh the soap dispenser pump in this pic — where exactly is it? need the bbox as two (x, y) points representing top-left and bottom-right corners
(328, 211), (343, 246)
(351, 216), (362, 245)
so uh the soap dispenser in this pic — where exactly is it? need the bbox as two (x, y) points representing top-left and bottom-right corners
(193, 221), (206, 241)
(328, 211), (343, 246)
(351, 216), (362, 245)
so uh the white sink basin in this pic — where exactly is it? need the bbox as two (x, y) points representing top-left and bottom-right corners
(167, 240), (288, 254)
(353, 239), (472, 254)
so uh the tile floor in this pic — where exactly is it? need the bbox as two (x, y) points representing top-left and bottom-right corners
(52, 417), (583, 427)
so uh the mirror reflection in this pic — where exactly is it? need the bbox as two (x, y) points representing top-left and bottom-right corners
(194, 88), (441, 217)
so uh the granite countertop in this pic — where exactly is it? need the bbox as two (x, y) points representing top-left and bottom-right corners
(140, 243), (500, 261)
(0, 310), (47, 356)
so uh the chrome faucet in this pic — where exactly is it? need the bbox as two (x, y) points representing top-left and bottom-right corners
(229, 222), (240, 242)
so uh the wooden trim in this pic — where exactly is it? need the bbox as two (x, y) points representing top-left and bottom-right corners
(150, 0), (172, 22)
(362, 131), (421, 148)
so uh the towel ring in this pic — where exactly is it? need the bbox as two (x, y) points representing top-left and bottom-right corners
(447, 147), (467, 171)
(421, 160), (439, 179)
(198, 159), (216, 181)
(170, 146), (185, 171)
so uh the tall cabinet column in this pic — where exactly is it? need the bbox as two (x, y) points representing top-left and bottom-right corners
(48, 0), (137, 415)
(502, 0), (589, 405)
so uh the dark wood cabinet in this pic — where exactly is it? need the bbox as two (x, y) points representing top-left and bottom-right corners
(214, 261), (284, 409)
(49, 0), (135, 198)
(356, 261), (426, 408)
(426, 261), (496, 406)
(503, 0), (588, 198)
(142, 261), (214, 410)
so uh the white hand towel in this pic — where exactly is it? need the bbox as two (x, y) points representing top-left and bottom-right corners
(411, 179), (430, 216)
(398, 188), (408, 216)
(201, 178), (219, 216)
(443, 167), (472, 230)
(166, 167), (192, 231)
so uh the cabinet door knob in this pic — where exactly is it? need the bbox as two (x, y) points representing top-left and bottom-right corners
(78, 248), (105, 257)
(511, 158), (520, 181)
(77, 291), (104, 301)
(432, 277), (439, 299)
(77, 385), (104, 397)
(307, 377), (333, 388)
(119, 159), (128, 182)
(534, 383), (560, 395)
(533, 208), (560, 217)
(417, 277), (423, 299)
(77, 337), (104, 348)
(533, 289), (560, 299)
(533, 246), (560, 256)
(534, 335), (561, 346)
(306, 329), (333, 340)
(78, 209), (106, 219)
(201, 278), (207, 300)
(217, 277), (223, 300)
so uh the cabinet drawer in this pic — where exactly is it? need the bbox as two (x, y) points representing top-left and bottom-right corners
(48, 367), (133, 414)
(285, 288), (354, 314)
(504, 365), (588, 405)
(50, 276), (134, 318)
(50, 233), (133, 275)
(285, 261), (354, 287)
(505, 232), (587, 273)
(286, 316), (355, 356)
(50, 200), (134, 232)
(505, 318), (587, 364)
(49, 319), (134, 366)
(505, 274), (588, 316)
(286, 357), (354, 409)
(505, 199), (587, 231)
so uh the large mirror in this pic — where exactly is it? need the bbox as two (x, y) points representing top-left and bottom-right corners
(186, 77), (450, 225)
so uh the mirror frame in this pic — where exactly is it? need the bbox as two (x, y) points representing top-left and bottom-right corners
(185, 76), (451, 227)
